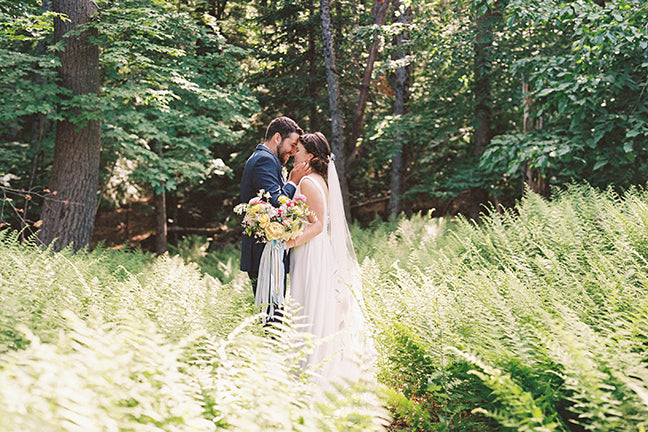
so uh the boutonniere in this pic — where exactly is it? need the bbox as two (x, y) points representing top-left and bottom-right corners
(282, 166), (288, 180)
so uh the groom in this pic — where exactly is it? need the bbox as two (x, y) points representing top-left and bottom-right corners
(240, 116), (309, 295)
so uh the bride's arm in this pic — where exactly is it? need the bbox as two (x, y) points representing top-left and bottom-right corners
(286, 178), (325, 249)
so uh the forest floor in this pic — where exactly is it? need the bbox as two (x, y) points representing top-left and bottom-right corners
(90, 190), (471, 252)
(92, 202), (239, 252)
(92, 203), (156, 250)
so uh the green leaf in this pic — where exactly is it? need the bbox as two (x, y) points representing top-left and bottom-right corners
(593, 160), (607, 170)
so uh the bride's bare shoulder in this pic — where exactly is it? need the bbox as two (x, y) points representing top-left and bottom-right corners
(299, 174), (328, 200)
(300, 174), (326, 188)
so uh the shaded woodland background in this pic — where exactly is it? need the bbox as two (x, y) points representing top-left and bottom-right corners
(1, 0), (646, 252)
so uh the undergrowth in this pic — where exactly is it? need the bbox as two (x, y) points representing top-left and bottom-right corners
(362, 184), (648, 431)
(0, 231), (389, 431)
(3, 184), (648, 431)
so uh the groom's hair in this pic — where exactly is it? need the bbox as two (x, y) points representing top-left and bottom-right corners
(265, 116), (303, 141)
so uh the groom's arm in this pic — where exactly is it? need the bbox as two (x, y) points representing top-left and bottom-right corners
(254, 156), (295, 206)
(283, 181), (296, 198)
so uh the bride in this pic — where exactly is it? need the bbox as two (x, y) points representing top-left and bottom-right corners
(285, 132), (370, 384)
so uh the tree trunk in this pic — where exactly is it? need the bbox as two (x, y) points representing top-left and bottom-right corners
(308, 0), (321, 131)
(213, 0), (227, 20)
(168, 193), (178, 245)
(473, 3), (493, 157)
(350, 0), (391, 162)
(522, 76), (549, 197)
(153, 142), (167, 254)
(389, 0), (410, 217)
(39, 0), (100, 251)
(24, 0), (52, 240)
(321, 0), (351, 218)
(465, 1), (495, 220)
(154, 188), (167, 254)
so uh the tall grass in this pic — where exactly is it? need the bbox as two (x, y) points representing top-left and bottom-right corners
(362, 185), (648, 431)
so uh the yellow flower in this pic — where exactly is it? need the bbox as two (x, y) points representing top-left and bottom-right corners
(257, 213), (270, 228)
(278, 195), (290, 204)
(265, 221), (286, 241)
(249, 204), (263, 214)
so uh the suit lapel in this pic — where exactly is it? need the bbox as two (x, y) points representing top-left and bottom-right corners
(255, 144), (284, 183)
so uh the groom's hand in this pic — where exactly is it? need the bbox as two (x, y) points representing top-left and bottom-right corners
(288, 161), (311, 184)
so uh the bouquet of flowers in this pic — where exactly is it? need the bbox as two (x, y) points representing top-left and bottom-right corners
(234, 190), (313, 243)
(235, 190), (313, 322)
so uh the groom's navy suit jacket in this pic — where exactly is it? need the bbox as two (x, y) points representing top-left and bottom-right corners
(240, 144), (296, 278)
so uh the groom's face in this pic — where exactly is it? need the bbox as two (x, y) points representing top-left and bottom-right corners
(276, 132), (300, 165)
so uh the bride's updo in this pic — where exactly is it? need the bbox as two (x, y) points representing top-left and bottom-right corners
(300, 132), (331, 177)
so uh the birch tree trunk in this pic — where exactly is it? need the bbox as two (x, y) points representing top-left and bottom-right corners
(522, 76), (549, 197)
(320, 0), (351, 217)
(389, 0), (410, 217)
(39, 0), (101, 251)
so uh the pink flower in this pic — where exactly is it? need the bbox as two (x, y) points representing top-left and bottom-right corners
(249, 197), (262, 205)
(294, 193), (306, 203)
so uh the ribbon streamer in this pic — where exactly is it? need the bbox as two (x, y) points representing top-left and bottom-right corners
(255, 240), (286, 322)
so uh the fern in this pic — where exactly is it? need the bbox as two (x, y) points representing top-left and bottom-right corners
(0, 234), (390, 431)
(4, 183), (648, 431)
(363, 184), (648, 431)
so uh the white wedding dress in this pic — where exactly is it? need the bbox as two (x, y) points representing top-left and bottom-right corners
(289, 167), (371, 385)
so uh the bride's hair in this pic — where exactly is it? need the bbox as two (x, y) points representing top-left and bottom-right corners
(300, 132), (331, 177)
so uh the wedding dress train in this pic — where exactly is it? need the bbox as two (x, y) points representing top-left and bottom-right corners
(289, 171), (371, 385)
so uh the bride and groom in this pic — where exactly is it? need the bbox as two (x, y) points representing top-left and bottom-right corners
(240, 116), (368, 382)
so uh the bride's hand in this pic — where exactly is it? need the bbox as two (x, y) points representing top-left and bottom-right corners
(286, 239), (296, 249)
(288, 161), (310, 184)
